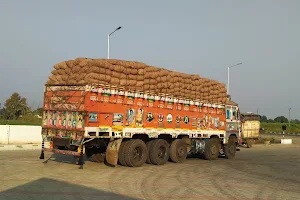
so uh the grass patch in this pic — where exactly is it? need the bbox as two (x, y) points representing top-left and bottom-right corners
(0, 114), (42, 126)
(261, 122), (300, 133)
(0, 119), (41, 126)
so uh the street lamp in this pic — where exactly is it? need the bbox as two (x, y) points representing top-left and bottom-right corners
(107, 26), (122, 59)
(227, 62), (242, 95)
(289, 108), (291, 127)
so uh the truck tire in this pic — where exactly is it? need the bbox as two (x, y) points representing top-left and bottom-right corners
(204, 138), (219, 160)
(146, 140), (155, 164)
(118, 140), (130, 166)
(169, 139), (187, 163)
(224, 140), (236, 159)
(246, 139), (253, 148)
(124, 139), (147, 167)
(149, 139), (170, 165)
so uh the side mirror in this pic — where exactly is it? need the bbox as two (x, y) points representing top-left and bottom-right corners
(282, 125), (287, 131)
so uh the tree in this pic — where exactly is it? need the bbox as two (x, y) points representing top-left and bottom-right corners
(4, 93), (29, 120)
(33, 107), (43, 116)
(0, 103), (4, 117)
(274, 116), (289, 123)
(260, 115), (268, 122)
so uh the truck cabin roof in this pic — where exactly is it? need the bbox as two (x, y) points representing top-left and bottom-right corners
(226, 100), (238, 107)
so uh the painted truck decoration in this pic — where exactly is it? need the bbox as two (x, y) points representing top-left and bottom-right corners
(40, 83), (241, 168)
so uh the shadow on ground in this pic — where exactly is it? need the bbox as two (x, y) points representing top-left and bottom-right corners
(42, 152), (84, 165)
(43, 153), (78, 164)
(41, 152), (113, 169)
(0, 178), (139, 200)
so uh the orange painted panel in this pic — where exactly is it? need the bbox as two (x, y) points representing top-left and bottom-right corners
(43, 87), (227, 132)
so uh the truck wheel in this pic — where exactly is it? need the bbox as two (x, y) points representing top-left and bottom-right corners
(118, 140), (130, 166)
(204, 138), (220, 160)
(149, 139), (170, 165)
(124, 139), (147, 167)
(246, 139), (253, 148)
(224, 140), (236, 159)
(146, 140), (155, 164)
(169, 139), (187, 163)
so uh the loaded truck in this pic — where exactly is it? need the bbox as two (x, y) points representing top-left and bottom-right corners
(240, 112), (261, 148)
(39, 58), (242, 168)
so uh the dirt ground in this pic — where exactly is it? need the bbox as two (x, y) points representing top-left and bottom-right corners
(0, 143), (300, 200)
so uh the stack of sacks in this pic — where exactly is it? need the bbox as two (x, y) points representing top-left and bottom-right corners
(47, 58), (228, 104)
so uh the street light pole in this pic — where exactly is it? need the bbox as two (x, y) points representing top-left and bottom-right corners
(108, 34), (110, 59)
(227, 66), (230, 94)
(227, 62), (242, 95)
(107, 26), (122, 59)
(289, 108), (291, 127)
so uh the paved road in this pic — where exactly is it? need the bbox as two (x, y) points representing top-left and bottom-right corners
(0, 144), (300, 200)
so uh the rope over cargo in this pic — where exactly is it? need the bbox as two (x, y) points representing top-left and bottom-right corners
(47, 58), (228, 104)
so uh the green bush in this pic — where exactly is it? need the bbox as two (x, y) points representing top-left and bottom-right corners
(270, 137), (276, 143)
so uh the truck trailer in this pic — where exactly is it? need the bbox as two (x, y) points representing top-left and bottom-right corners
(240, 112), (261, 148)
(39, 58), (242, 168)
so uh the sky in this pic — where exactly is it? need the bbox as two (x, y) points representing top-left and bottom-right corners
(0, 0), (299, 119)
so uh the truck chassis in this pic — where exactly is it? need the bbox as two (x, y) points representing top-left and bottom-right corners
(40, 130), (239, 168)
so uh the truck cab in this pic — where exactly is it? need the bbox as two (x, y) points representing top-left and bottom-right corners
(225, 100), (242, 145)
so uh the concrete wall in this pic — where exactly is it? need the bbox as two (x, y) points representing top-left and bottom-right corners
(0, 125), (42, 144)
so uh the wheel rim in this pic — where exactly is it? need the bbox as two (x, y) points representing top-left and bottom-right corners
(158, 146), (166, 159)
(177, 146), (185, 157)
(133, 146), (144, 162)
(211, 144), (218, 155)
(229, 144), (235, 154)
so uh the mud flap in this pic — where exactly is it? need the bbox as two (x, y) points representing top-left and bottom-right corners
(106, 138), (123, 166)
